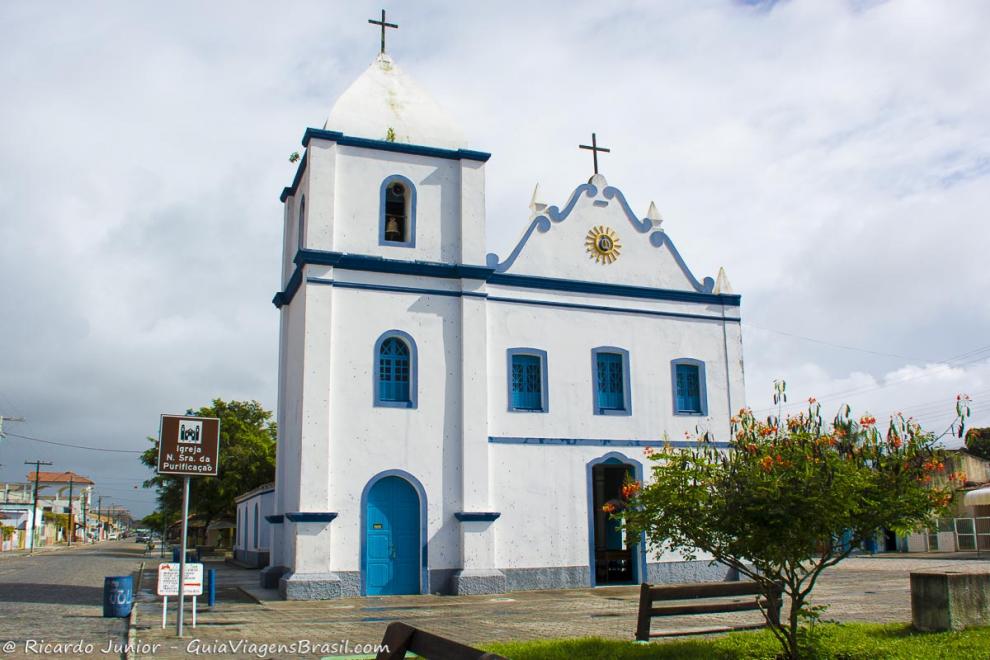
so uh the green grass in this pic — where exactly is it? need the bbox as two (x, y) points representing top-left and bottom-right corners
(483, 623), (990, 659)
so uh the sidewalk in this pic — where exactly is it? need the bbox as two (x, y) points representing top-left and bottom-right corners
(0, 539), (115, 561)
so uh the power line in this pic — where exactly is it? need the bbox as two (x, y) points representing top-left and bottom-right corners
(752, 347), (990, 414)
(742, 323), (934, 361)
(3, 431), (144, 454)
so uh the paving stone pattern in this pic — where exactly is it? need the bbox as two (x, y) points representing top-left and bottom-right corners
(0, 540), (144, 659)
(127, 554), (990, 659)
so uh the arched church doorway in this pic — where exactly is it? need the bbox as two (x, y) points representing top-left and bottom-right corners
(588, 453), (644, 586)
(363, 473), (422, 595)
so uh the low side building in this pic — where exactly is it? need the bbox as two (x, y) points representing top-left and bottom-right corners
(234, 483), (274, 568)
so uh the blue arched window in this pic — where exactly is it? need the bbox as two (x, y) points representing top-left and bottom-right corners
(374, 330), (418, 408)
(297, 196), (306, 250)
(378, 175), (416, 248)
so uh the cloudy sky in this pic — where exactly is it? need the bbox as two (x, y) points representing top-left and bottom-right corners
(1, 1), (987, 518)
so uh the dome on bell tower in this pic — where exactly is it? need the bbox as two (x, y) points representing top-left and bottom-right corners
(325, 54), (467, 150)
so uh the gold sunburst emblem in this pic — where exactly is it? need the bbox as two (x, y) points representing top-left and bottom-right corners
(585, 226), (621, 264)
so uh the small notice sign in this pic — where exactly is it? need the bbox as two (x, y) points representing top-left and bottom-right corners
(157, 415), (220, 477)
(157, 562), (204, 597)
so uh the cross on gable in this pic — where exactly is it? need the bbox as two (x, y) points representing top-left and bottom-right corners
(579, 133), (611, 175)
(368, 9), (399, 55)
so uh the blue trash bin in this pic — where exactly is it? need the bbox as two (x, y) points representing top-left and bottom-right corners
(207, 568), (216, 607)
(103, 575), (133, 617)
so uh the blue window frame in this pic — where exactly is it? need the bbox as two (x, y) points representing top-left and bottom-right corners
(373, 330), (418, 409)
(297, 195), (306, 250)
(671, 358), (708, 415)
(506, 348), (548, 413)
(378, 174), (417, 248)
(592, 347), (631, 416)
(253, 503), (259, 549)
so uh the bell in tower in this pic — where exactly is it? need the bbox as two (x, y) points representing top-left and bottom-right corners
(384, 182), (407, 242)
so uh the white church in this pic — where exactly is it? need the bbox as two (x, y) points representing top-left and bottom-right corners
(250, 29), (745, 599)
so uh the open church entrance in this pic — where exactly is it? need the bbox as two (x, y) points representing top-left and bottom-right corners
(591, 458), (638, 585)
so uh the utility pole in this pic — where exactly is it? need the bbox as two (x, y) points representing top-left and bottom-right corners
(24, 459), (52, 553)
(66, 475), (74, 547)
(81, 488), (89, 543)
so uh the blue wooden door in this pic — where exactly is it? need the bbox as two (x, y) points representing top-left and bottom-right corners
(365, 476), (420, 595)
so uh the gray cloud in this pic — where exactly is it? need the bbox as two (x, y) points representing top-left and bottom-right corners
(1, 0), (988, 516)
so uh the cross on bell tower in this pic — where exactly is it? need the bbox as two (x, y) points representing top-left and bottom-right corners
(368, 9), (399, 55)
(579, 133), (610, 175)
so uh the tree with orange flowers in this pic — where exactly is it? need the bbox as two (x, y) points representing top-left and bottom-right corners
(621, 382), (970, 660)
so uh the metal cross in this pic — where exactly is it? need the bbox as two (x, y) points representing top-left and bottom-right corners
(579, 133), (611, 175)
(368, 9), (399, 55)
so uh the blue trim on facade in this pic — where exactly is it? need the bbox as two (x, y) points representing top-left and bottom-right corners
(378, 174), (417, 248)
(302, 128), (491, 162)
(586, 452), (648, 588)
(284, 512), (338, 523)
(454, 512), (501, 522)
(486, 295), (737, 323)
(280, 151), (308, 203)
(373, 330), (419, 409)
(271, 249), (740, 309)
(671, 357), (709, 416)
(591, 347), (632, 417)
(506, 347), (549, 413)
(264, 514), (284, 524)
(295, 249), (496, 280)
(297, 196), (306, 250)
(359, 469), (429, 596)
(277, 274), (738, 327)
(488, 436), (732, 449)
(488, 272), (734, 305)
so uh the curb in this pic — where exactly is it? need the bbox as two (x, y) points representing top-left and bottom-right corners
(126, 561), (145, 660)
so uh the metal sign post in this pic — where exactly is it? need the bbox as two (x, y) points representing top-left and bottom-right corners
(177, 476), (189, 636)
(156, 414), (220, 638)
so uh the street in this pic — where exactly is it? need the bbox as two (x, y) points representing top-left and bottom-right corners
(0, 540), (144, 659)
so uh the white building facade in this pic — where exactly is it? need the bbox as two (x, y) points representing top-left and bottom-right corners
(234, 483), (275, 568)
(265, 54), (745, 599)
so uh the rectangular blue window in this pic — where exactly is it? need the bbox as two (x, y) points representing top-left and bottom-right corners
(675, 363), (702, 413)
(596, 352), (625, 411)
(511, 354), (543, 411)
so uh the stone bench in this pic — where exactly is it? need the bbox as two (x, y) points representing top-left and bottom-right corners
(911, 571), (990, 631)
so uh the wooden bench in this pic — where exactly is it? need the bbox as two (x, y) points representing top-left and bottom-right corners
(376, 622), (507, 660)
(635, 581), (783, 640)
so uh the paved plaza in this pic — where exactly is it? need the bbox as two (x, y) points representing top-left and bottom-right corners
(2, 544), (988, 659)
(0, 540), (143, 659)
(125, 554), (990, 659)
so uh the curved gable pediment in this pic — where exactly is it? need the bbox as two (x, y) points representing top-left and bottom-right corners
(486, 177), (714, 293)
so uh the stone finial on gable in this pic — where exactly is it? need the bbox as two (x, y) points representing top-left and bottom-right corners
(714, 267), (733, 294)
(529, 183), (547, 216)
(647, 201), (663, 230)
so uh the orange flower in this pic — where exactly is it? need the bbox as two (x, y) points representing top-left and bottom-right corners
(859, 415), (877, 427)
(889, 435), (902, 450)
(760, 456), (774, 472)
(620, 481), (641, 500)
(602, 503), (616, 514)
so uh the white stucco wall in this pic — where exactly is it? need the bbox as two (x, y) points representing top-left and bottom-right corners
(271, 133), (743, 594)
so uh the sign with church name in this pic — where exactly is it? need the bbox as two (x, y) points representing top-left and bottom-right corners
(157, 414), (221, 477)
